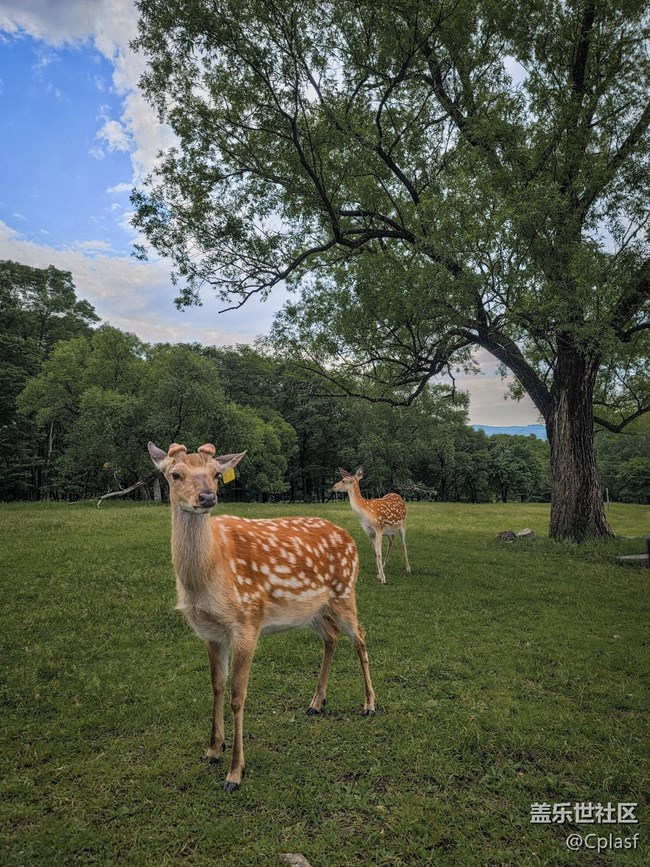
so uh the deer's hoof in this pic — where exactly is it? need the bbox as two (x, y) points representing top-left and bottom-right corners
(223, 781), (240, 793)
(361, 708), (376, 717)
(306, 698), (326, 715)
(203, 744), (225, 763)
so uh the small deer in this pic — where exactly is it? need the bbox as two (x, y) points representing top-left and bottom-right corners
(333, 467), (411, 584)
(148, 442), (375, 792)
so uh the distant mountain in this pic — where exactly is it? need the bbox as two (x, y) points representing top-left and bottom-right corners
(472, 424), (547, 440)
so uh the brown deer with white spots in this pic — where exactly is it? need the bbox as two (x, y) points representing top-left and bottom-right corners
(333, 467), (411, 585)
(148, 442), (375, 793)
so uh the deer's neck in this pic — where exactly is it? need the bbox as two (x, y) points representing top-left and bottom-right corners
(170, 507), (216, 591)
(348, 480), (369, 514)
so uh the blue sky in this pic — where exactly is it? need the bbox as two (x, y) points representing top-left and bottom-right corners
(1, 39), (131, 253)
(0, 1), (539, 425)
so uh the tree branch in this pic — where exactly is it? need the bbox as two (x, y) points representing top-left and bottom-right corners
(594, 405), (650, 433)
(96, 478), (152, 508)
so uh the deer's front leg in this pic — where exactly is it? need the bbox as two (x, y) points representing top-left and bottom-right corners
(205, 640), (228, 761)
(372, 531), (386, 584)
(224, 632), (257, 793)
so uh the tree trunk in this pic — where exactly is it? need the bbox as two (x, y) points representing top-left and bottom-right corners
(41, 421), (55, 500)
(547, 347), (613, 542)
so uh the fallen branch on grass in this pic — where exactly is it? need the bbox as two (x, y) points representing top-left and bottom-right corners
(96, 478), (151, 508)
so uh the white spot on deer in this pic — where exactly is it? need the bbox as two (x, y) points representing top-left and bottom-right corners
(270, 575), (304, 589)
(301, 586), (327, 598)
(271, 587), (297, 599)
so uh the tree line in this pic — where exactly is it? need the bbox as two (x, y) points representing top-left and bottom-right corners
(2, 260), (647, 506)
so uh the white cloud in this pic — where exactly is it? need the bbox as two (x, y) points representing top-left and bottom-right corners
(452, 348), (541, 426)
(71, 239), (113, 252)
(0, 1), (140, 59)
(45, 82), (69, 102)
(0, 220), (281, 347)
(504, 55), (528, 88)
(96, 117), (131, 153)
(0, 0), (173, 184)
(31, 45), (55, 75)
(106, 182), (131, 194)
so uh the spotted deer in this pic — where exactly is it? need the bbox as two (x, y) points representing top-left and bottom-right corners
(148, 442), (375, 793)
(333, 467), (411, 584)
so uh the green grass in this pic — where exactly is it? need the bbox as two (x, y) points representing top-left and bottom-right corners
(1, 501), (648, 866)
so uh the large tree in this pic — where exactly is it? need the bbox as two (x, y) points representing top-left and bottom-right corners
(132, 0), (650, 541)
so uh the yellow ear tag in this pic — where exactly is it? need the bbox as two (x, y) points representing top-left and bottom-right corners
(222, 467), (236, 485)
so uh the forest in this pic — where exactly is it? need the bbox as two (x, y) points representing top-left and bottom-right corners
(2, 260), (647, 506)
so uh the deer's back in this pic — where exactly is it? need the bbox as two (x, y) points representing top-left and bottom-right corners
(362, 493), (406, 527)
(212, 515), (360, 603)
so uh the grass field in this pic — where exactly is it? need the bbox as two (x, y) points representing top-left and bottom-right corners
(1, 500), (648, 866)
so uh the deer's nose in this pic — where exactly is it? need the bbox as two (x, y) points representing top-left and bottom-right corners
(199, 491), (216, 509)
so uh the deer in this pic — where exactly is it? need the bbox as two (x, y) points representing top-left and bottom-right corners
(332, 467), (411, 585)
(148, 441), (375, 793)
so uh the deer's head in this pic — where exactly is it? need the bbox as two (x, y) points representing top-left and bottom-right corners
(332, 466), (363, 493)
(148, 442), (246, 513)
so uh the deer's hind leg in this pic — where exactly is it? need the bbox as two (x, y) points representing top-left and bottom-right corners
(383, 532), (395, 568)
(307, 612), (340, 715)
(399, 526), (411, 574)
(330, 598), (375, 715)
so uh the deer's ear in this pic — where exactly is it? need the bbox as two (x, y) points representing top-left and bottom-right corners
(148, 442), (169, 471)
(215, 451), (247, 474)
(355, 466), (364, 479)
(339, 467), (352, 479)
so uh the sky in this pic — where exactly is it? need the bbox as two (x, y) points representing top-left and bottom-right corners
(0, 1), (540, 426)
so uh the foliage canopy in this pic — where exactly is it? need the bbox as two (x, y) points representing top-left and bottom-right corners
(132, 0), (650, 540)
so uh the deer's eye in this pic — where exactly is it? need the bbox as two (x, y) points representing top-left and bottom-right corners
(171, 472), (182, 481)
